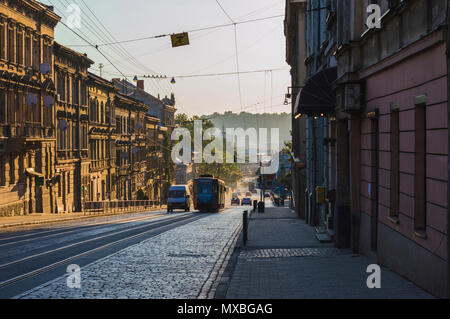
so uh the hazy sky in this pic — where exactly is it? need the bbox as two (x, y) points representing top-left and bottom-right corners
(43, 0), (291, 116)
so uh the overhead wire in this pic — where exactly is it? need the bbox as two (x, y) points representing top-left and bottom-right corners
(75, 0), (171, 97)
(51, 0), (172, 97)
(65, 14), (285, 48)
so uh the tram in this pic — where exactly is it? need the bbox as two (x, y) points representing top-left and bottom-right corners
(193, 175), (226, 212)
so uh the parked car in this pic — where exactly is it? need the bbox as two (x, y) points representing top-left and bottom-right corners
(241, 198), (252, 206)
(167, 185), (191, 212)
(264, 192), (271, 198)
(231, 197), (240, 205)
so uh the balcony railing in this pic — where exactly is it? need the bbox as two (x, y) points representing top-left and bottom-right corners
(1, 123), (53, 139)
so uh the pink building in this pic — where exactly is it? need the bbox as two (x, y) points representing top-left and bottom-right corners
(335, 1), (449, 297)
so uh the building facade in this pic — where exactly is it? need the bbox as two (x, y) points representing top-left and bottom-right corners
(0, 0), (60, 216)
(145, 114), (164, 202)
(0, 0), (176, 216)
(286, 0), (450, 297)
(112, 78), (177, 202)
(87, 72), (117, 203)
(54, 43), (93, 213)
(335, 0), (449, 297)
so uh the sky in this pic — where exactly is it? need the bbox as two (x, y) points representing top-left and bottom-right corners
(43, 0), (291, 117)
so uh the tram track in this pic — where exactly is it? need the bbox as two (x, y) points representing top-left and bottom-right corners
(0, 212), (204, 292)
(0, 211), (168, 244)
(0, 212), (177, 248)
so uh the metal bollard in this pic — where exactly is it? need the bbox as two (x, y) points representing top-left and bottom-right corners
(243, 210), (248, 246)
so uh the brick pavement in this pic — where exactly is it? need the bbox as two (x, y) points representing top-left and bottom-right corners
(225, 204), (434, 299)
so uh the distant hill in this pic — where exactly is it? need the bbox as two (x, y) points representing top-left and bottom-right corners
(201, 112), (292, 151)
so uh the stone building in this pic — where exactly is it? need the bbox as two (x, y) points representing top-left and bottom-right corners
(285, 0), (307, 220)
(53, 42), (93, 213)
(113, 92), (149, 200)
(286, 0), (450, 297)
(87, 72), (116, 203)
(144, 114), (164, 202)
(334, 0), (449, 297)
(0, 0), (60, 216)
(112, 78), (177, 202)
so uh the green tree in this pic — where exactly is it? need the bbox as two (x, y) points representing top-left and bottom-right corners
(175, 113), (242, 185)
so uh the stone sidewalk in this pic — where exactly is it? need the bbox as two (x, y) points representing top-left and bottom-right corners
(224, 204), (434, 299)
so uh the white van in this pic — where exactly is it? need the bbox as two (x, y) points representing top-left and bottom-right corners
(167, 185), (191, 212)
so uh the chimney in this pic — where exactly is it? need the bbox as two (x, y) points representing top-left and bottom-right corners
(137, 80), (144, 90)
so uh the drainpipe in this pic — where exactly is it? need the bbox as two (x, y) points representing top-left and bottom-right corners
(446, 0), (450, 298)
(311, 116), (317, 226)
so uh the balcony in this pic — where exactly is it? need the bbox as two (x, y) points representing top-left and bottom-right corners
(1, 123), (54, 140)
(90, 159), (110, 171)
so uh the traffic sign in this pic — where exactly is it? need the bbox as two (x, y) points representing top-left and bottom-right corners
(171, 32), (190, 48)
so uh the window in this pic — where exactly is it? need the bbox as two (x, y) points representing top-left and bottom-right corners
(25, 35), (31, 66)
(67, 122), (71, 150)
(67, 172), (71, 194)
(16, 92), (23, 125)
(116, 116), (121, 133)
(17, 30), (23, 65)
(67, 77), (71, 103)
(0, 24), (5, 60)
(72, 78), (79, 105)
(101, 102), (104, 123)
(72, 122), (77, 149)
(81, 125), (87, 149)
(8, 28), (14, 63)
(81, 83), (86, 106)
(96, 100), (99, 123)
(32, 36), (39, 70)
(106, 106), (110, 124)
(0, 89), (5, 123)
(43, 101), (52, 127)
(7, 91), (14, 123)
(414, 98), (426, 231)
(390, 108), (399, 218)
(43, 41), (51, 65)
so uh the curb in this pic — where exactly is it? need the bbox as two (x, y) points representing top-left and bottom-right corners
(0, 207), (166, 231)
(197, 221), (243, 299)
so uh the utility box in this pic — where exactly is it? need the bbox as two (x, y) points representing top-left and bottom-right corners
(316, 186), (325, 204)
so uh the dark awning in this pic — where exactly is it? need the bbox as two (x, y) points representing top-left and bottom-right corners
(294, 67), (337, 117)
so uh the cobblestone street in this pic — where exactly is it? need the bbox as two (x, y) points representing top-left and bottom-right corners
(14, 210), (242, 299)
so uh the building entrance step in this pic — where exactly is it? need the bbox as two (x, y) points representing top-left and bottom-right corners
(315, 233), (333, 243)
